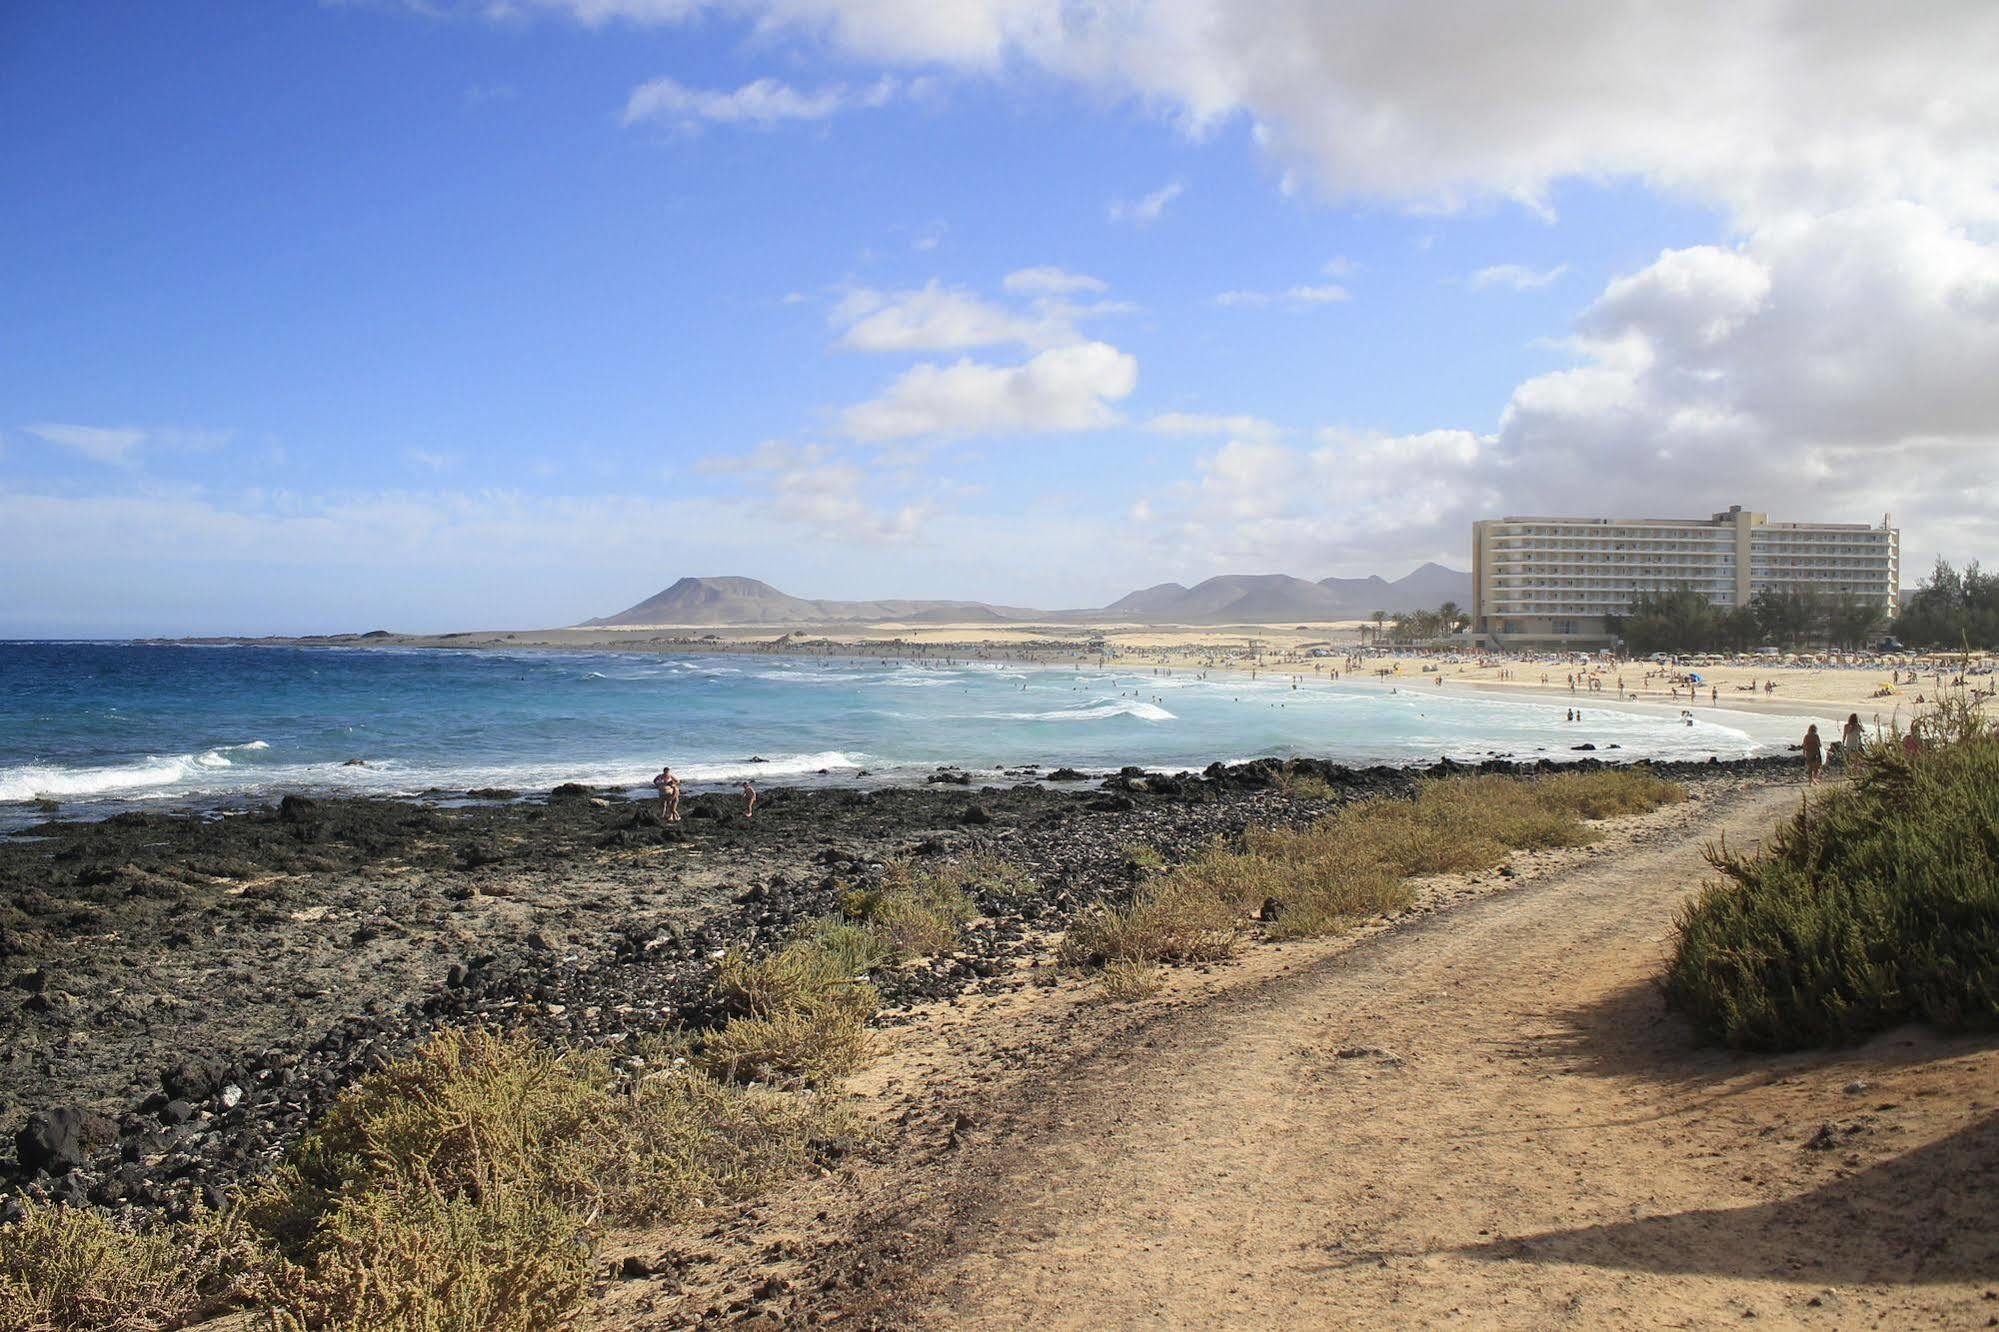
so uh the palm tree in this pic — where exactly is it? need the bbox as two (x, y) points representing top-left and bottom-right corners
(1371, 610), (1387, 646)
(1437, 600), (1466, 633)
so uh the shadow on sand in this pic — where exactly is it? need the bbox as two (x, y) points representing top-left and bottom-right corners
(1455, 1112), (1999, 1286)
(1530, 971), (1998, 1097)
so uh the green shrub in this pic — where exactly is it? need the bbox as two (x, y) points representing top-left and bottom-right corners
(1665, 715), (1999, 1049)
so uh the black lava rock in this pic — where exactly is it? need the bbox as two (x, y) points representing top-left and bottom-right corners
(161, 1057), (225, 1102)
(16, 1106), (113, 1175)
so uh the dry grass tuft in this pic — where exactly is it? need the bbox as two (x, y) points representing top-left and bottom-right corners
(1093, 960), (1164, 1003)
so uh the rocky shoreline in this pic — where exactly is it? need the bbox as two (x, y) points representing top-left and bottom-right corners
(0, 753), (1795, 1222)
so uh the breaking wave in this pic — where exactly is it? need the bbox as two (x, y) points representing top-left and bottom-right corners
(0, 740), (271, 802)
(999, 700), (1176, 723)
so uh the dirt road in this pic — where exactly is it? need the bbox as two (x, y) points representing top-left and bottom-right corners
(894, 784), (1997, 1328)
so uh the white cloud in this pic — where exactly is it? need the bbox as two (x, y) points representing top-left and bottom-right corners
(25, 424), (147, 464)
(1003, 266), (1107, 295)
(1469, 262), (1567, 291)
(694, 439), (830, 474)
(622, 74), (894, 129)
(23, 423), (230, 465)
(1214, 283), (1349, 308)
(1108, 180), (1182, 225)
(1134, 201), (1999, 572)
(830, 272), (1131, 352)
(1321, 256), (1361, 278)
(840, 340), (1138, 440)
(516, 2), (1999, 230)
(834, 281), (1067, 351)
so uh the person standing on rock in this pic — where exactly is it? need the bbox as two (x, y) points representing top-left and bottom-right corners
(652, 765), (680, 822)
(1802, 725), (1824, 784)
(1841, 713), (1866, 772)
(741, 780), (757, 821)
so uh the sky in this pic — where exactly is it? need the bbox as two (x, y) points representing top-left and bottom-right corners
(4, 1), (1998, 636)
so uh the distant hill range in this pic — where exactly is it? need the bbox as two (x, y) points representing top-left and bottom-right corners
(586, 565), (1471, 628)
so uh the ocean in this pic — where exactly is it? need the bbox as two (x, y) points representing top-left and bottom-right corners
(0, 642), (1799, 827)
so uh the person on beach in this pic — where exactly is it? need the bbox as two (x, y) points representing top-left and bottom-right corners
(1841, 713), (1866, 770)
(651, 765), (681, 822)
(1903, 722), (1923, 759)
(1802, 725), (1824, 784)
(741, 780), (757, 821)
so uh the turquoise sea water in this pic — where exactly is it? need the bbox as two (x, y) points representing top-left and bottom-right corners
(0, 642), (1799, 825)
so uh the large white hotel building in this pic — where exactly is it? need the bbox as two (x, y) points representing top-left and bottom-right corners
(1470, 506), (1900, 648)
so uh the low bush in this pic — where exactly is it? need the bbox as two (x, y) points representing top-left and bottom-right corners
(1276, 766), (1341, 803)
(1665, 710), (1999, 1049)
(712, 941), (876, 1027)
(1067, 768), (1683, 966)
(840, 858), (979, 959)
(702, 928), (880, 1084)
(698, 1004), (873, 1085)
(1061, 872), (1247, 967)
(0, 1201), (242, 1332)
(252, 1179), (593, 1332)
(1536, 768), (1688, 820)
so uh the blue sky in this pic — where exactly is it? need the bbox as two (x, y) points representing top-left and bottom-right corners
(5, 2), (1996, 635)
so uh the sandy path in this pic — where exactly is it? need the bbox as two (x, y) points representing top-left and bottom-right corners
(899, 785), (1997, 1329)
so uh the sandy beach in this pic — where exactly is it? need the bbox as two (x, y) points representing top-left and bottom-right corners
(182, 618), (1997, 736)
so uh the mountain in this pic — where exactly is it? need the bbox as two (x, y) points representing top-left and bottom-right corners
(1376, 561), (1472, 610)
(1085, 566), (1474, 625)
(1116, 574), (1350, 624)
(585, 577), (1042, 627)
(587, 577), (824, 626)
(586, 566), (1473, 627)
(1101, 582), (1192, 617)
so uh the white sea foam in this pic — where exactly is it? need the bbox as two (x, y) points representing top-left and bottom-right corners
(670, 751), (864, 782)
(1000, 699), (1176, 723)
(0, 740), (273, 802)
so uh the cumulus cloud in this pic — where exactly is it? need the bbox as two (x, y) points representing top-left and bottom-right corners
(515, 2), (1999, 227)
(840, 341), (1138, 440)
(622, 74), (894, 129)
(1135, 202), (1999, 571)
(1109, 180), (1182, 225)
(1469, 263), (1566, 291)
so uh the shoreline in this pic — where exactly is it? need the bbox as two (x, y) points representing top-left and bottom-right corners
(137, 620), (1991, 723)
